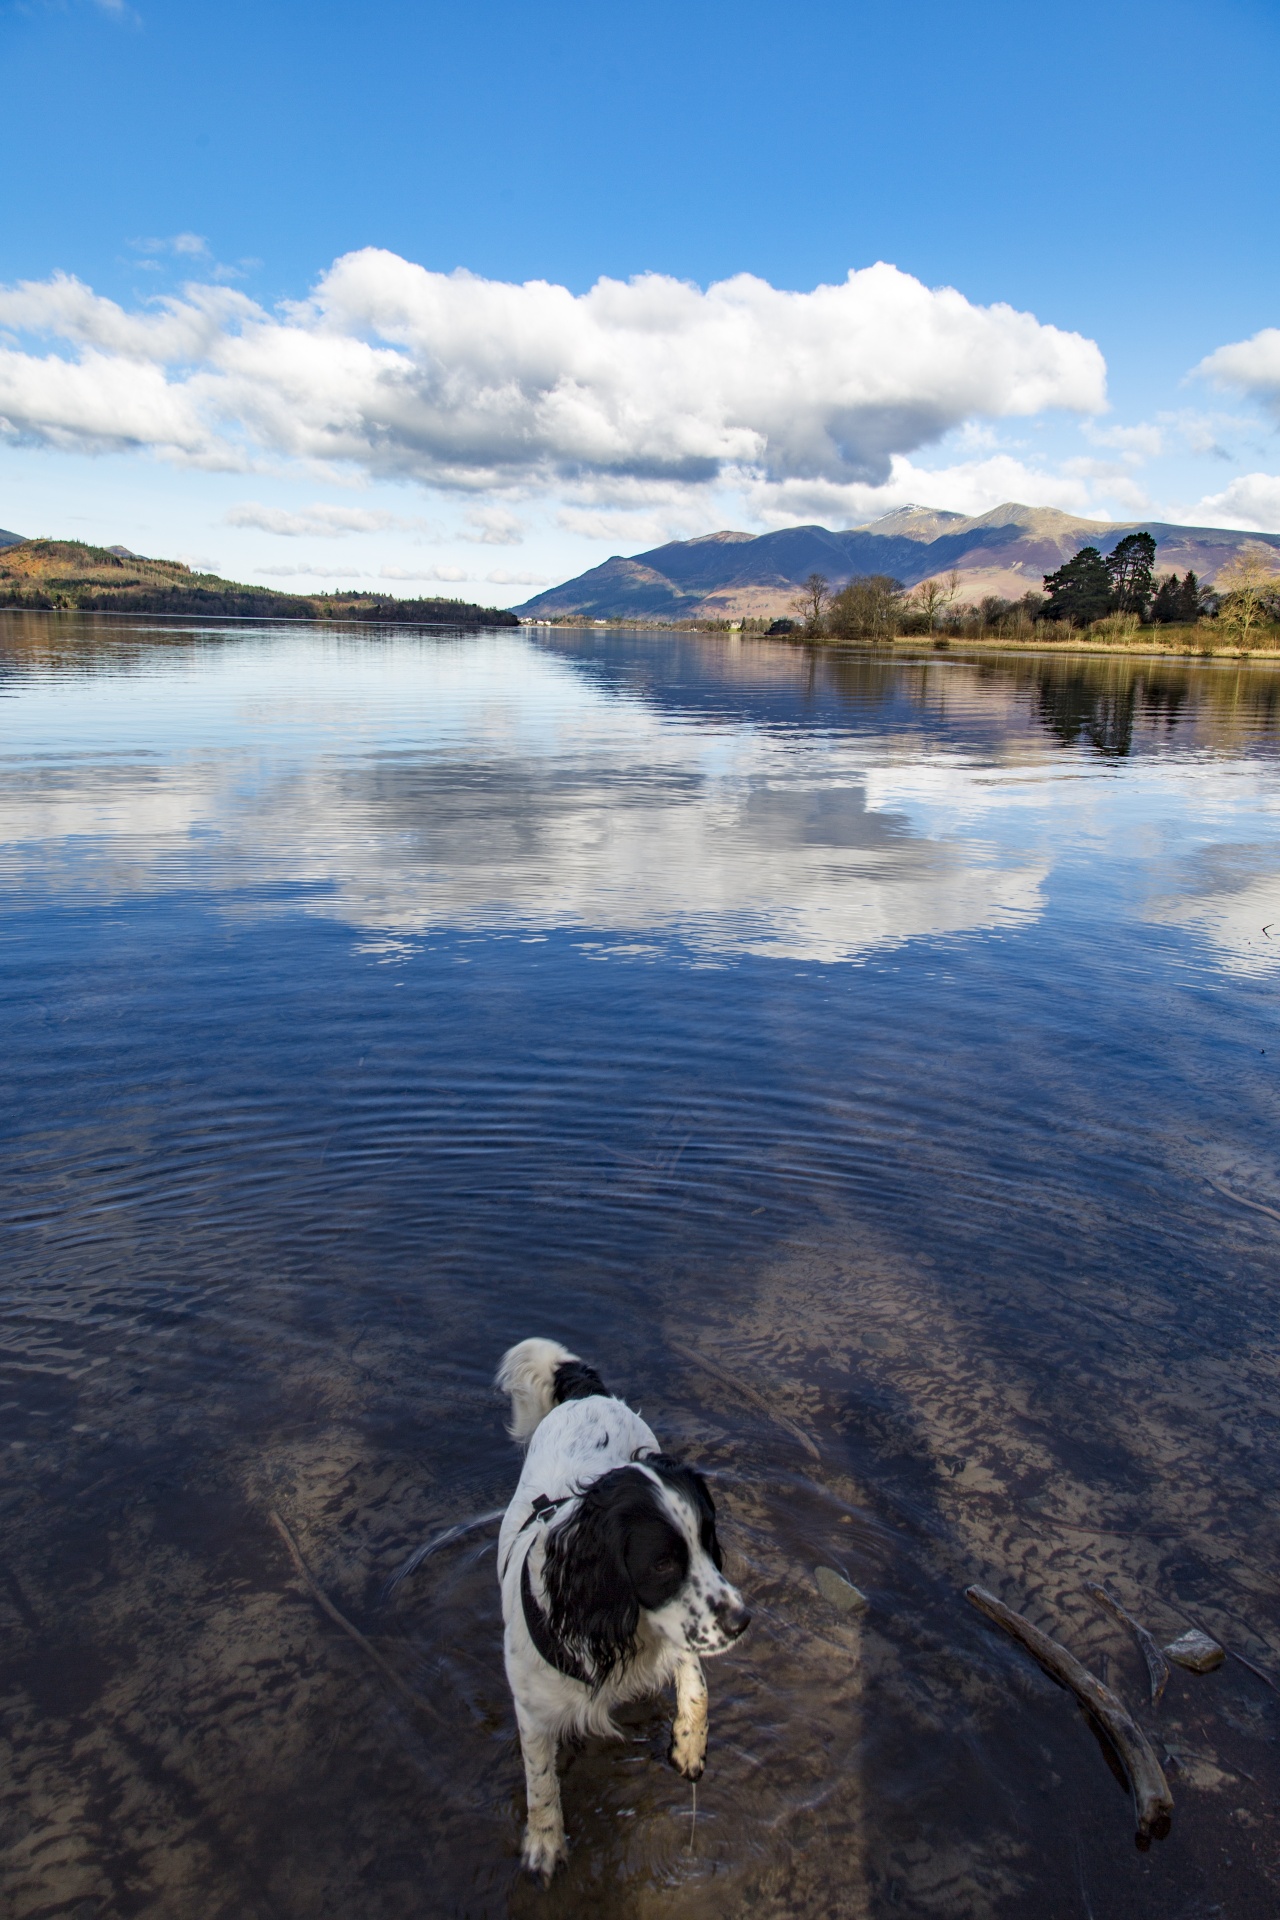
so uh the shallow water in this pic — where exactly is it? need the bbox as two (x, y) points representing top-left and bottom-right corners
(2, 614), (1279, 1920)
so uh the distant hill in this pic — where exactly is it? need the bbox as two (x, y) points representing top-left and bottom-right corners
(516, 504), (1280, 622)
(0, 527), (24, 549)
(0, 539), (518, 627)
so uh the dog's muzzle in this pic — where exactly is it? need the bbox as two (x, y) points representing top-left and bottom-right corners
(712, 1594), (751, 1642)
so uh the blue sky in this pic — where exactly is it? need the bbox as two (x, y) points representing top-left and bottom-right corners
(2, 0), (1279, 599)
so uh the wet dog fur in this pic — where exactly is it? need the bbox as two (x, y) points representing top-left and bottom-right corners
(495, 1337), (750, 1880)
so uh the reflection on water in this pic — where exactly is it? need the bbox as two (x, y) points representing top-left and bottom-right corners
(2, 615), (1279, 1919)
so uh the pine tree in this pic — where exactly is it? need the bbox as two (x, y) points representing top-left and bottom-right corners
(1178, 570), (1201, 622)
(1151, 574), (1181, 623)
(1105, 533), (1157, 616)
(1042, 546), (1112, 625)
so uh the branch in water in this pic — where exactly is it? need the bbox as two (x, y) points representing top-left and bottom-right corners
(270, 1508), (442, 1723)
(1086, 1582), (1170, 1704)
(966, 1584), (1173, 1847)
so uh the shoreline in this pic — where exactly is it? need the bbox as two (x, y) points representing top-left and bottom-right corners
(864, 633), (1280, 662)
(518, 616), (1280, 661)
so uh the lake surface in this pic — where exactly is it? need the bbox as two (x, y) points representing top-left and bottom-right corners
(2, 613), (1279, 1920)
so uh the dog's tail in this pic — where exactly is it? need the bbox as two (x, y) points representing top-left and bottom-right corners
(496, 1337), (608, 1444)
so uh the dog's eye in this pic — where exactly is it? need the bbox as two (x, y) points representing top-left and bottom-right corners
(653, 1556), (677, 1575)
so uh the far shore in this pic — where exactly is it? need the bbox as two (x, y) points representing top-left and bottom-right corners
(520, 617), (1280, 662)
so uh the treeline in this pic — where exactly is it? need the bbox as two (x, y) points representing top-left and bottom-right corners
(0, 581), (519, 627)
(0, 539), (520, 627)
(777, 532), (1280, 647)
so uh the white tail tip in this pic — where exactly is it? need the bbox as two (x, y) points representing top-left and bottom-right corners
(496, 1336), (578, 1443)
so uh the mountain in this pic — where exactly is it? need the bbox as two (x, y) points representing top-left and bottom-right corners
(0, 527), (24, 549)
(515, 504), (1280, 622)
(0, 539), (517, 626)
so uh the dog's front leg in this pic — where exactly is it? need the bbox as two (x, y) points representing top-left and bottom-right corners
(668, 1652), (708, 1780)
(516, 1708), (567, 1881)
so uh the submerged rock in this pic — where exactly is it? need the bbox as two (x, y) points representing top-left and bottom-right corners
(1163, 1629), (1225, 1673)
(816, 1566), (867, 1614)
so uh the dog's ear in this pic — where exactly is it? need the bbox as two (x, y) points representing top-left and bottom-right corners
(543, 1467), (652, 1683)
(643, 1454), (723, 1570)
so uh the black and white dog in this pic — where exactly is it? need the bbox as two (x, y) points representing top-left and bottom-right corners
(496, 1338), (750, 1880)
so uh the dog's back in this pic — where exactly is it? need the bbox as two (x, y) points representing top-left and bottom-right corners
(496, 1338), (658, 1575)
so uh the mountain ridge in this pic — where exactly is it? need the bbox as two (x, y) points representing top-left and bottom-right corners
(517, 504), (1280, 622)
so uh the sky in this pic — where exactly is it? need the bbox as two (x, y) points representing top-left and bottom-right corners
(2, 0), (1279, 603)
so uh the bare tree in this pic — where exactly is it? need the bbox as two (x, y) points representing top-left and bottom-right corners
(1215, 544), (1280, 648)
(826, 573), (904, 640)
(792, 572), (829, 633)
(912, 569), (961, 631)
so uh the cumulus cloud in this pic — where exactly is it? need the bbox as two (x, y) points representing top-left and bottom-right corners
(1195, 328), (1280, 417)
(0, 252), (1106, 491)
(461, 506), (525, 544)
(1181, 472), (1280, 533)
(746, 451), (1101, 529)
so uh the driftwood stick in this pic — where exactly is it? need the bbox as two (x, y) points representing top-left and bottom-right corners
(1206, 1179), (1280, 1226)
(966, 1585), (1172, 1847)
(269, 1509), (441, 1723)
(1086, 1582), (1170, 1705)
(669, 1341), (821, 1460)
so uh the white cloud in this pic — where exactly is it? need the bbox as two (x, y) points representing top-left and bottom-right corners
(0, 346), (216, 460)
(485, 569), (551, 585)
(461, 507), (524, 545)
(1181, 472), (1280, 533)
(746, 451), (1100, 528)
(555, 504), (713, 548)
(131, 233), (211, 260)
(1195, 328), (1280, 417)
(224, 500), (438, 538)
(1082, 420), (1163, 460)
(0, 253), (1106, 492)
(0, 272), (254, 364)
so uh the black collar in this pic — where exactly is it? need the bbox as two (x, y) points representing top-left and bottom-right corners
(520, 1551), (593, 1687)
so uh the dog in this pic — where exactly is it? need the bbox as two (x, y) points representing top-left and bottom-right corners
(495, 1337), (750, 1880)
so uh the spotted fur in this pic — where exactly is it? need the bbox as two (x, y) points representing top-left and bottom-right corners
(495, 1337), (750, 1881)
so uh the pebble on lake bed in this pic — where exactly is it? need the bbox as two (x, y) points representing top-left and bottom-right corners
(815, 1566), (868, 1614)
(1163, 1629), (1225, 1673)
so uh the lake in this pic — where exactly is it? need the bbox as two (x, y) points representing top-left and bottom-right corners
(2, 614), (1279, 1920)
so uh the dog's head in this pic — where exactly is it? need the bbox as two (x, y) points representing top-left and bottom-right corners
(542, 1456), (749, 1684)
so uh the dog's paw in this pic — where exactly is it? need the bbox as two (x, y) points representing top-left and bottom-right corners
(667, 1733), (706, 1782)
(521, 1824), (568, 1883)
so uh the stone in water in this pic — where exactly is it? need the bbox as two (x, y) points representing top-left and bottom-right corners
(1163, 1629), (1224, 1673)
(816, 1566), (867, 1614)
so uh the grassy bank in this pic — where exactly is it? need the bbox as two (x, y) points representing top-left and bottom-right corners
(886, 624), (1280, 660)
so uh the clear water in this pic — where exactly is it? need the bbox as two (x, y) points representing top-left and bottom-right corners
(2, 614), (1279, 1920)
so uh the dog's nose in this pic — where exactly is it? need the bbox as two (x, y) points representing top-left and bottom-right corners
(718, 1600), (751, 1639)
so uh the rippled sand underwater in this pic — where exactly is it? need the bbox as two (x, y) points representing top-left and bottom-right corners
(2, 617), (1279, 1918)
